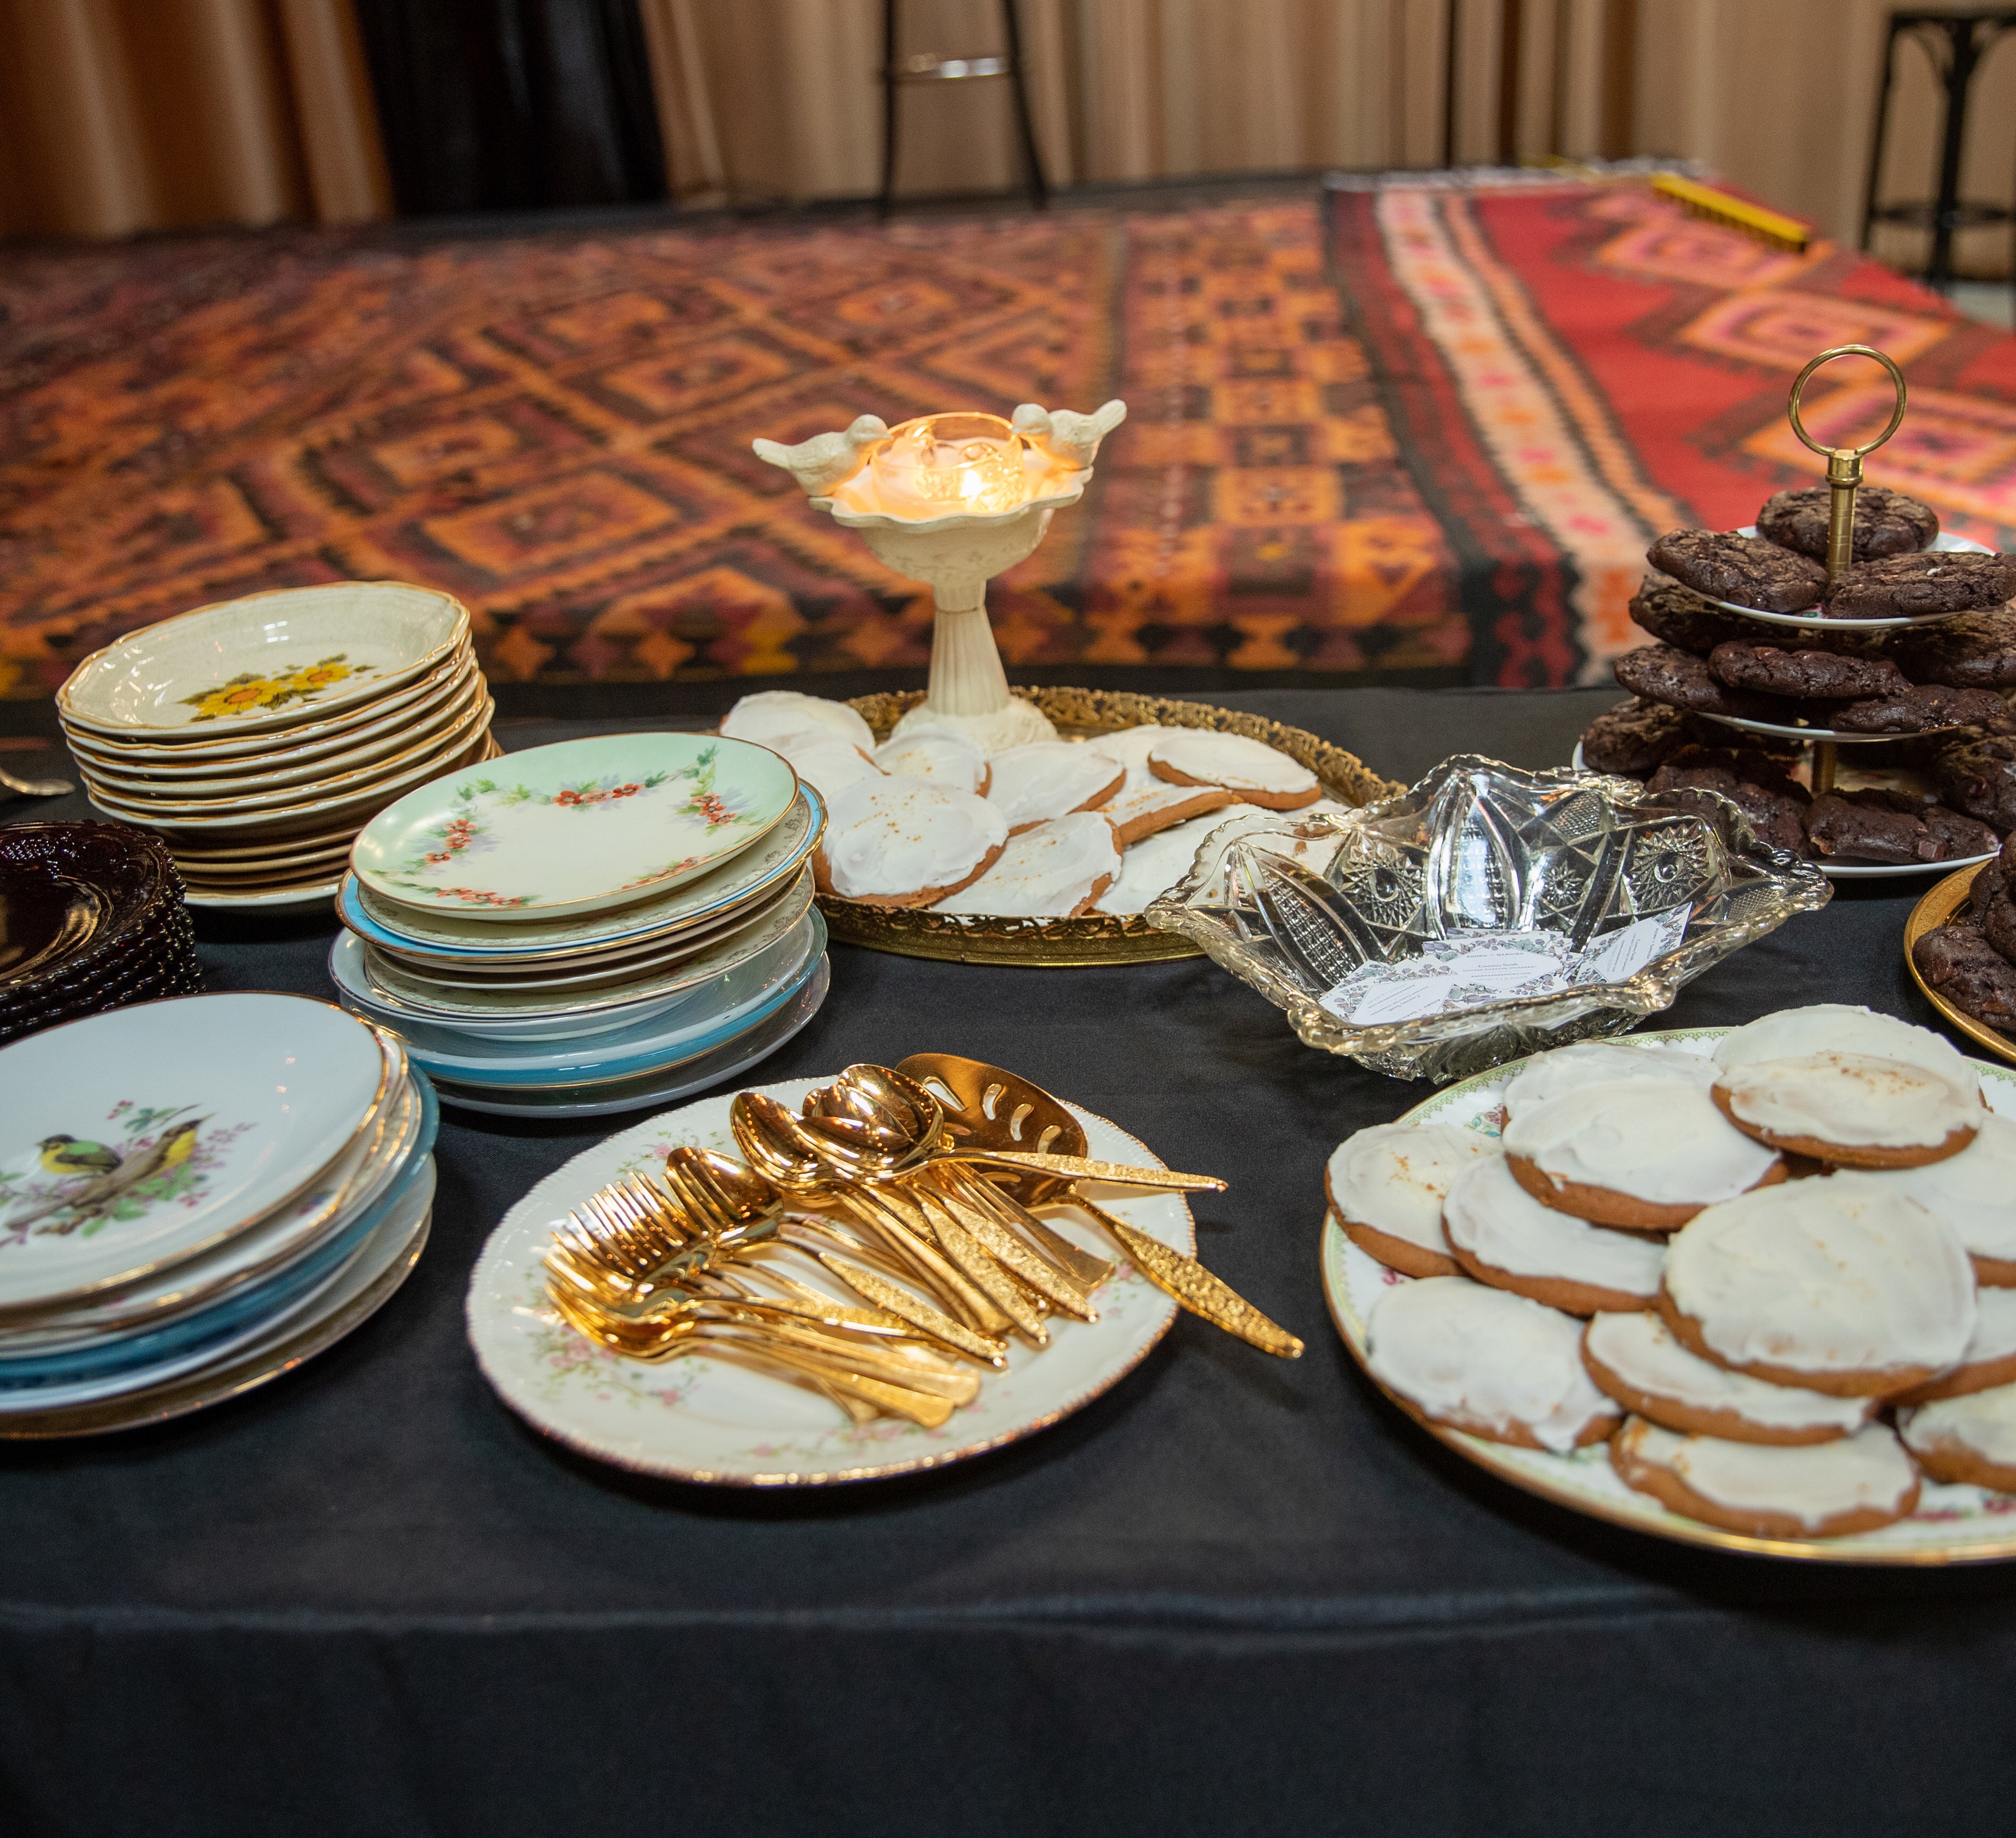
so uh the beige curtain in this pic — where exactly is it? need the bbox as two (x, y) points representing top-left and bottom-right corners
(0, 0), (390, 240)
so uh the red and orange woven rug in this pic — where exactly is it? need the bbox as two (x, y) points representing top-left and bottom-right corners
(3, 176), (2012, 702)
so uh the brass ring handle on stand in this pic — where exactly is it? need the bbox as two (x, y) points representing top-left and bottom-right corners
(1786, 343), (1908, 584)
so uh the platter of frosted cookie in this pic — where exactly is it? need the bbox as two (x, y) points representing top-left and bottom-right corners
(717, 686), (1395, 965)
(1320, 1004), (2016, 1561)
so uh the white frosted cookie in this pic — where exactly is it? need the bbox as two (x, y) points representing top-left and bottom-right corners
(1892, 1287), (2016, 1404)
(1100, 778), (1236, 846)
(1582, 1310), (1873, 1444)
(1324, 1122), (1497, 1279)
(1713, 1004), (1979, 1092)
(933, 813), (1121, 918)
(984, 742), (1125, 835)
(1900, 1381), (2016, 1491)
(721, 690), (874, 754)
(1365, 1276), (1621, 1451)
(1712, 1051), (1979, 1167)
(1502, 1080), (1783, 1230)
(1611, 1417), (1920, 1538)
(1083, 724), (1167, 776)
(1859, 1112), (2016, 1283)
(873, 730), (989, 796)
(1094, 812), (1230, 915)
(1148, 730), (1322, 810)
(778, 738), (883, 800)
(812, 778), (1007, 908)
(1442, 1153), (1666, 1315)
(1501, 1039), (1716, 1116)
(1660, 1172), (1977, 1396)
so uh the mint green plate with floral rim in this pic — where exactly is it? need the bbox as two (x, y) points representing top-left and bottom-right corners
(467, 1077), (1193, 1484)
(352, 734), (800, 922)
(1320, 1026), (2016, 1565)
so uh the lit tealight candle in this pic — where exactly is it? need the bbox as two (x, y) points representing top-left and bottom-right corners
(865, 413), (1035, 518)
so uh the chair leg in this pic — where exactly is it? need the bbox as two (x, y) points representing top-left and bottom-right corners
(1002, 0), (1048, 208)
(1861, 20), (1900, 251)
(1927, 19), (1981, 293)
(879, 0), (900, 218)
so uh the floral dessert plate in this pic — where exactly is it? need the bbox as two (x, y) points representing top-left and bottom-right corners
(352, 734), (799, 920)
(1322, 1027), (2016, 1565)
(468, 1076), (1190, 1481)
(58, 583), (470, 741)
(0, 993), (395, 1317)
(340, 785), (825, 961)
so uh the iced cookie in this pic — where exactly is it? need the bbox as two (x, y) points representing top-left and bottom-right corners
(1712, 1004), (1981, 1087)
(1712, 1051), (1980, 1168)
(1861, 1113), (2016, 1286)
(1659, 1173), (1977, 1397)
(1325, 1121), (1498, 1279)
(779, 738), (883, 801)
(1503, 1081), (1785, 1231)
(984, 742), (1125, 835)
(873, 731), (989, 797)
(1094, 813), (1227, 916)
(1899, 1380), (2016, 1491)
(1582, 1310), (1874, 1444)
(1611, 1417), (1920, 1537)
(1890, 1287), (2016, 1404)
(933, 812), (1120, 919)
(812, 778), (1007, 908)
(721, 689), (875, 755)
(1148, 731), (1323, 811)
(1442, 1153), (1667, 1315)
(1364, 1276), (1621, 1452)
(1500, 1039), (1718, 1116)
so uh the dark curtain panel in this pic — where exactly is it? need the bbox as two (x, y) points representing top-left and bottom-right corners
(353, 0), (667, 215)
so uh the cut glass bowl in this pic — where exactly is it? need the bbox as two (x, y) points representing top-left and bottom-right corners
(1145, 755), (1832, 1082)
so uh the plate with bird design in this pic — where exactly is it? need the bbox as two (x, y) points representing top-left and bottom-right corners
(0, 993), (395, 1317)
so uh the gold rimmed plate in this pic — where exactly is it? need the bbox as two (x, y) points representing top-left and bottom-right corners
(1907, 863), (2016, 1068)
(1320, 1026), (2016, 1564)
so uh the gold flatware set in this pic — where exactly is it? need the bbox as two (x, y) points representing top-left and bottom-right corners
(544, 1055), (1300, 1426)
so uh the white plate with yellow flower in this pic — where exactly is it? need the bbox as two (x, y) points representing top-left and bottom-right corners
(353, 733), (801, 921)
(58, 582), (470, 741)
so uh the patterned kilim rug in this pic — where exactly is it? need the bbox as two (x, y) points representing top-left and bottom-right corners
(4, 178), (2012, 705)
(1327, 171), (2016, 684)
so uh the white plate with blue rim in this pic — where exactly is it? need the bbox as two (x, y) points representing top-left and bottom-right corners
(351, 733), (800, 921)
(0, 993), (395, 1317)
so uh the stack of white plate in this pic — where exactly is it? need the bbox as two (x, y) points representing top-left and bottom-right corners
(331, 733), (831, 1116)
(0, 993), (435, 1437)
(58, 583), (495, 912)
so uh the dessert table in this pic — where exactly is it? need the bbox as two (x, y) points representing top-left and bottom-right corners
(4, 685), (2011, 1838)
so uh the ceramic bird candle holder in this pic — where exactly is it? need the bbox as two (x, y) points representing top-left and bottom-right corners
(755, 401), (1125, 751)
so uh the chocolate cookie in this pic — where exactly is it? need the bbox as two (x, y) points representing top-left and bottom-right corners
(1912, 922), (2016, 1034)
(1579, 697), (1696, 776)
(1648, 747), (1810, 854)
(1629, 575), (1771, 654)
(1831, 684), (2013, 734)
(1707, 641), (1910, 700)
(1613, 645), (1795, 722)
(1889, 607), (2016, 689)
(1647, 529), (1828, 613)
(1925, 803), (2004, 860)
(1987, 884), (2016, 967)
(1807, 790), (1987, 865)
(1826, 550), (2016, 619)
(1936, 736), (2016, 830)
(1756, 484), (1938, 562)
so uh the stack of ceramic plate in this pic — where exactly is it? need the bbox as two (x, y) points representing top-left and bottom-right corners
(0, 993), (435, 1437)
(330, 733), (831, 1116)
(56, 582), (495, 913)
(1, 821), (204, 1045)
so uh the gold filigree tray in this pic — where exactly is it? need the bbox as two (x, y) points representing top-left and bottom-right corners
(823, 687), (1399, 967)
(1905, 862), (2016, 1069)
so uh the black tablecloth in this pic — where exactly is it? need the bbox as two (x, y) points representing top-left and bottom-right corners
(5, 687), (2013, 1838)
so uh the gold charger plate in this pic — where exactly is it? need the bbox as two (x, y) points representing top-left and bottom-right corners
(1320, 1026), (2016, 1565)
(823, 686), (1399, 966)
(1905, 862), (2016, 1069)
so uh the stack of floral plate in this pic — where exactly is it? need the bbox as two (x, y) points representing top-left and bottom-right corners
(330, 733), (831, 1116)
(1, 822), (204, 1045)
(0, 993), (435, 1436)
(57, 582), (495, 912)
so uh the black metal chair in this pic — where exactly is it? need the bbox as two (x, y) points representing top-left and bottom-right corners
(1861, 10), (2016, 310)
(878, 0), (1047, 216)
